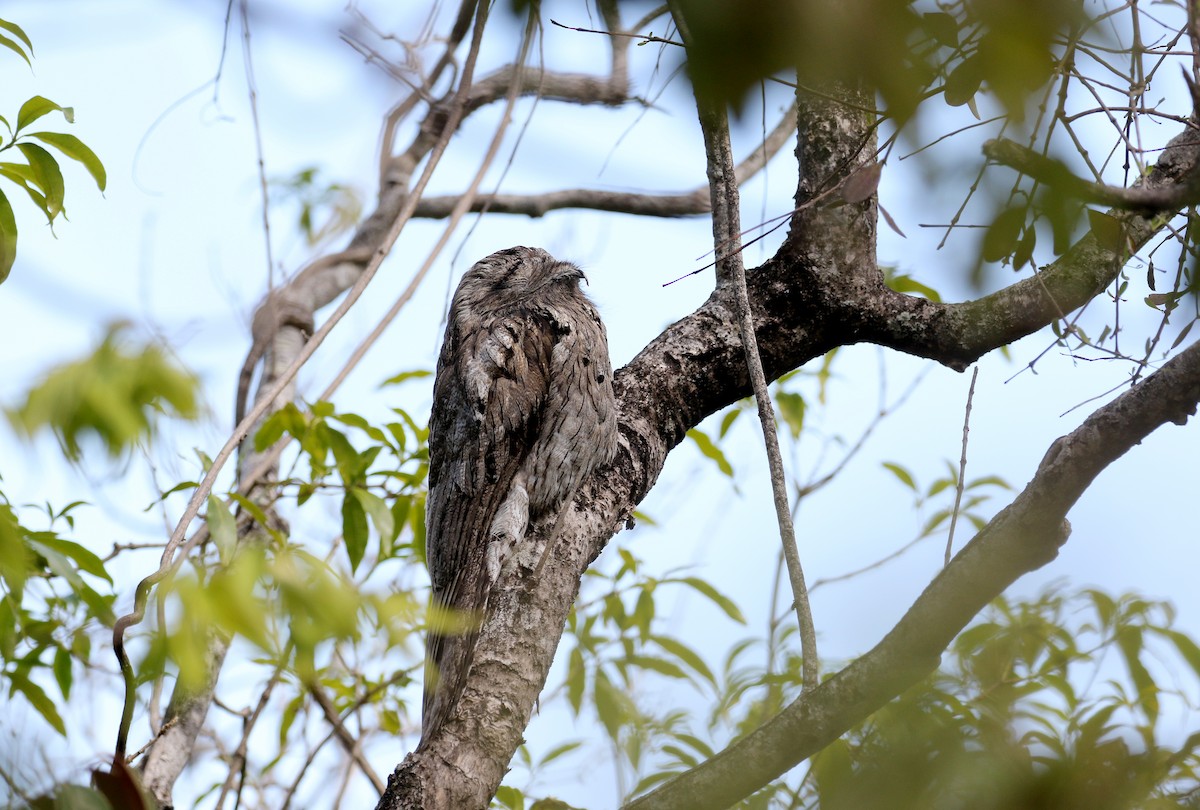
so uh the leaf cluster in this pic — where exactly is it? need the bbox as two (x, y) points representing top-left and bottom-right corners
(0, 17), (105, 284)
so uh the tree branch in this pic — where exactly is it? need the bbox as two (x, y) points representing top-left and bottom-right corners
(862, 122), (1200, 370)
(984, 135), (1200, 214)
(627, 334), (1200, 810)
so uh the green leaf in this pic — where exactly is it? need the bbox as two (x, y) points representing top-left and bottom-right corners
(676, 577), (746, 624)
(28, 132), (106, 191)
(944, 57), (983, 107)
(0, 33), (31, 68)
(0, 19), (34, 54)
(566, 645), (585, 715)
(539, 740), (582, 765)
(626, 654), (688, 679)
(494, 785), (524, 810)
(380, 369), (432, 387)
(40, 537), (111, 583)
(341, 493), (368, 572)
(982, 206), (1026, 263)
(16, 96), (69, 133)
(206, 495), (238, 566)
(920, 509), (951, 537)
(10, 150), (65, 214)
(885, 273), (942, 302)
(593, 669), (626, 741)
(1088, 208), (1125, 254)
(8, 669), (66, 735)
(351, 487), (395, 546)
(882, 461), (917, 491)
(1115, 625), (1158, 723)
(652, 635), (717, 687)
(1157, 628), (1200, 679)
(53, 645), (73, 699)
(775, 391), (806, 439)
(686, 429), (733, 477)
(0, 187), (15, 284)
(228, 493), (271, 532)
(718, 407), (741, 439)
(51, 784), (115, 810)
(923, 11), (959, 47)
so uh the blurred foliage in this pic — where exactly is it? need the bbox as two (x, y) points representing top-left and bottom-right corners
(0, 16), (105, 285)
(672, 0), (1082, 122)
(270, 166), (362, 248)
(0, 490), (111, 738)
(6, 323), (200, 460)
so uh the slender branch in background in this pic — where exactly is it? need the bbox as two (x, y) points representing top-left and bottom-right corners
(309, 682), (386, 794)
(985, 137), (1200, 213)
(240, 0), (275, 288)
(945, 366), (979, 566)
(324, 6), (539, 398)
(669, 1), (819, 688)
(122, 0), (495, 785)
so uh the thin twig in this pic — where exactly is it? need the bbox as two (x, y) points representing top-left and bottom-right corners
(670, 0), (819, 687)
(944, 366), (979, 566)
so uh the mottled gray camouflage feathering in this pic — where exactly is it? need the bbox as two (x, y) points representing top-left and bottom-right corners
(420, 246), (618, 742)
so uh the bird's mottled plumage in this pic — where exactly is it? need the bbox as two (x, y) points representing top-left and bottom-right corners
(421, 246), (618, 742)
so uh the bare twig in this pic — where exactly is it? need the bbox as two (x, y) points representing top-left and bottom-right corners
(671, 0), (819, 687)
(944, 366), (979, 566)
(309, 682), (386, 794)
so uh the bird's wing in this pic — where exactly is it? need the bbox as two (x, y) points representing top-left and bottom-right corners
(421, 305), (557, 739)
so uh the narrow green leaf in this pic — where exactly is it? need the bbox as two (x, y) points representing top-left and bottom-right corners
(206, 495), (238, 565)
(539, 740), (583, 765)
(17, 142), (65, 219)
(16, 96), (66, 133)
(0, 33), (31, 68)
(966, 475), (1011, 490)
(0, 20), (34, 53)
(677, 577), (746, 624)
(9, 670), (66, 735)
(686, 429), (733, 477)
(1157, 628), (1200, 679)
(341, 493), (368, 572)
(566, 646), (585, 715)
(53, 645), (73, 699)
(775, 391), (806, 439)
(41, 537), (111, 583)
(352, 487), (395, 545)
(885, 273), (943, 302)
(982, 205), (1026, 263)
(718, 407), (741, 438)
(0, 187), (15, 284)
(1115, 625), (1159, 723)
(380, 369), (432, 387)
(626, 654), (688, 679)
(920, 509), (951, 537)
(882, 461), (917, 491)
(593, 669), (626, 741)
(28, 132), (106, 191)
(652, 635), (717, 687)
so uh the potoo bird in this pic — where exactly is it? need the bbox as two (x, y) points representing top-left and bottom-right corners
(421, 246), (618, 742)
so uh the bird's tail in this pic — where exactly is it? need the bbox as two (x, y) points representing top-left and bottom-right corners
(419, 587), (488, 745)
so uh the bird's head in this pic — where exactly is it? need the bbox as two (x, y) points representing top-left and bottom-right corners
(455, 246), (588, 311)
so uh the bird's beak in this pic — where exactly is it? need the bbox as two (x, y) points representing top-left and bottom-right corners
(554, 263), (588, 285)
